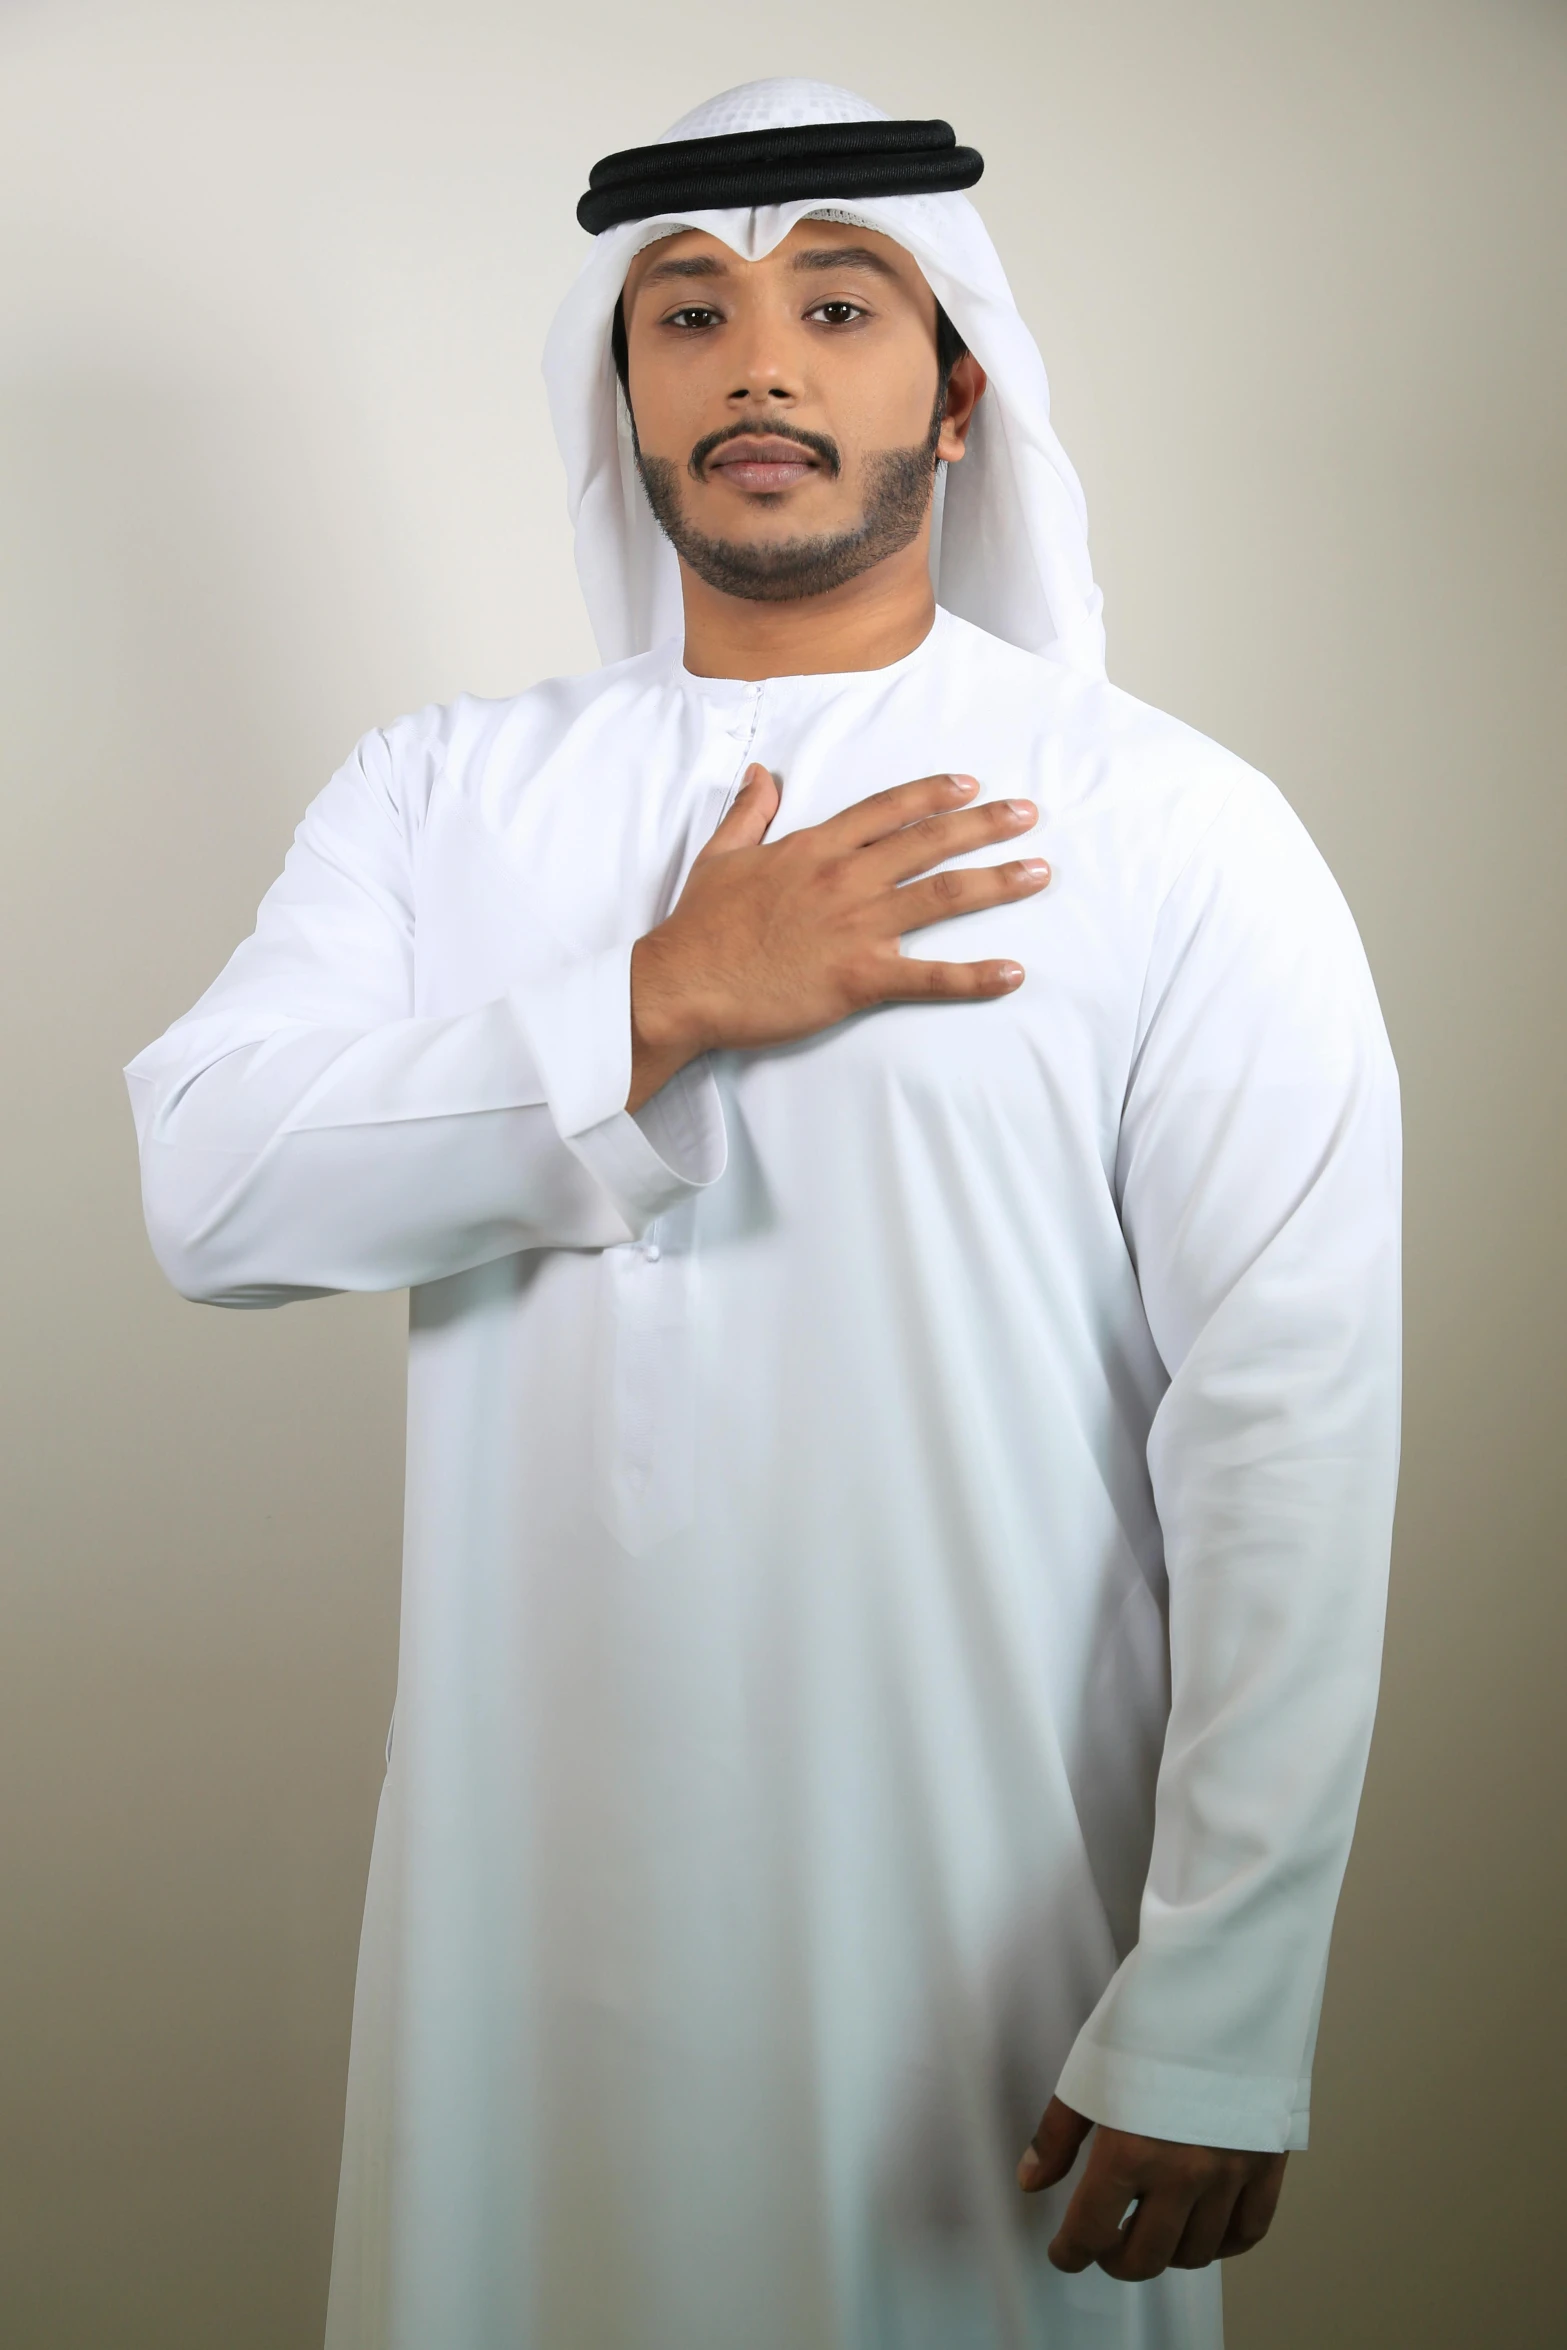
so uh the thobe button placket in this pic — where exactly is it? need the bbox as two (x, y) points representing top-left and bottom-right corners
(594, 1209), (696, 1554)
(719, 682), (764, 761)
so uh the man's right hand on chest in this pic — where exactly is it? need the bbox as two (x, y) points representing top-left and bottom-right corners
(627, 764), (1050, 1111)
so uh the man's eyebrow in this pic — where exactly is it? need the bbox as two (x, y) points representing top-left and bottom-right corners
(636, 252), (732, 289)
(789, 245), (902, 280)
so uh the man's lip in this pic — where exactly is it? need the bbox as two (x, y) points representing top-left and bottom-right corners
(705, 438), (821, 480)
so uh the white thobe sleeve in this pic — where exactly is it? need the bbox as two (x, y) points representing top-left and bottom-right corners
(1054, 774), (1401, 2154)
(125, 722), (726, 1306)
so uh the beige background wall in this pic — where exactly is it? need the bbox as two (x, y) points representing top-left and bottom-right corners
(2, 1), (1562, 2343)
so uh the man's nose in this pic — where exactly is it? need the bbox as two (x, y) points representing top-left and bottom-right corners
(725, 318), (799, 404)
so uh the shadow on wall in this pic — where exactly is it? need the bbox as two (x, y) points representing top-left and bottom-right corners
(0, 369), (410, 2350)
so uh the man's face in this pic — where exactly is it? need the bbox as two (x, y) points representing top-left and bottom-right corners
(620, 220), (979, 602)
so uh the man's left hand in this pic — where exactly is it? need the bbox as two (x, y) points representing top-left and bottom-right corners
(1017, 2097), (1289, 2279)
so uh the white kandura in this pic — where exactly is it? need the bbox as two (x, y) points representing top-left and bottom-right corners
(127, 77), (1401, 2350)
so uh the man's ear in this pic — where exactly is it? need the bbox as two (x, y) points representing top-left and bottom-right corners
(938, 354), (987, 464)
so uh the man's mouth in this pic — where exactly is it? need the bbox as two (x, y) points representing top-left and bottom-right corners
(702, 436), (824, 494)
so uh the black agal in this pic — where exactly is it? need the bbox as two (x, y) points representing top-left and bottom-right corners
(577, 118), (983, 235)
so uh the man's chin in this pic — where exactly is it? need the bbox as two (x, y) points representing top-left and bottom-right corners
(693, 487), (839, 528)
(667, 525), (918, 604)
(638, 439), (938, 602)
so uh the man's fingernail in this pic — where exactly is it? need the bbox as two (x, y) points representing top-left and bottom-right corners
(998, 963), (1025, 987)
(1017, 2145), (1045, 2190)
(1005, 799), (1036, 820)
(948, 773), (978, 793)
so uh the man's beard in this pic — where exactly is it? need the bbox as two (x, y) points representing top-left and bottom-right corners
(633, 403), (945, 604)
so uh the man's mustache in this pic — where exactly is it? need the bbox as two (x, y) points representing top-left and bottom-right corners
(687, 419), (843, 482)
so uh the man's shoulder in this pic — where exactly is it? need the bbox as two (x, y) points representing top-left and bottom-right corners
(375, 649), (659, 778)
(943, 625), (1381, 1015)
(942, 615), (1284, 871)
(340, 645), (670, 826)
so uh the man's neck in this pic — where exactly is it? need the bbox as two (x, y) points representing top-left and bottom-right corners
(677, 536), (938, 682)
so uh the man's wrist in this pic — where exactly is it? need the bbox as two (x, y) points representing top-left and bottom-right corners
(628, 930), (705, 1111)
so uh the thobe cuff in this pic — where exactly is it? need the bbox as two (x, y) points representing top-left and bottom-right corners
(512, 940), (728, 1234)
(1053, 2038), (1309, 2155)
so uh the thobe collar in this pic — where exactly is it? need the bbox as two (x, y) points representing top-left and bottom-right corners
(662, 603), (955, 708)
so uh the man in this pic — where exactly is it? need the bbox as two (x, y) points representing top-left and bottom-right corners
(127, 78), (1401, 2350)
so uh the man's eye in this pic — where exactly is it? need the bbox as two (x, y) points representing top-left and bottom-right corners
(666, 307), (721, 330)
(809, 301), (867, 326)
